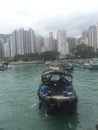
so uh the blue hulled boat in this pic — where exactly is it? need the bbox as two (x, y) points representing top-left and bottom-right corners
(59, 61), (74, 72)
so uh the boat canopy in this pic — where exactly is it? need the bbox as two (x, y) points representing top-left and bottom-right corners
(41, 69), (72, 83)
(42, 69), (72, 76)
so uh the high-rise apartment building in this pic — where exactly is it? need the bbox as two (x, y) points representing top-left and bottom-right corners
(57, 30), (67, 56)
(36, 36), (43, 53)
(96, 23), (98, 50)
(49, 32), (54, 51)
(43, 35), (49, 51)
(11, 28), (25, 55)
(10, 36), (14, 57)
(4, 28), (36, 57)
(11, 30), (18, 55)
(4, 38), (11, 57)
(29, 29), (36, 53)
(88, 25), (98, 52)
(0, 38), (4, 58)
(81, 31), (88, 45)
(23, 30), (29, 54)
(18, 28), (25, 55)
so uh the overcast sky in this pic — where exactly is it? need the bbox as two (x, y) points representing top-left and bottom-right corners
(0, 0), (98, 37)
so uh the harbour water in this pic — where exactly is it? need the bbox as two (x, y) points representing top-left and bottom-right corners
(0, 64), (98, 130)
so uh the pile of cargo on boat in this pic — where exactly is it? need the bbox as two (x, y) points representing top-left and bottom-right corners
(37, 69), (78, 115)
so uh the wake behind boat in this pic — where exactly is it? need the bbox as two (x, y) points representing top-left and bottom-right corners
(37, 69), (78, 115)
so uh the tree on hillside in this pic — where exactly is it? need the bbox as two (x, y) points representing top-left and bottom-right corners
(40, 51), (59, 60)
(95, 49), (98, 58)
(71, 44), (95, 58)
(67, 37), (76, 51)
(14, 53), (41, 61)
(13, 51), (60, 61)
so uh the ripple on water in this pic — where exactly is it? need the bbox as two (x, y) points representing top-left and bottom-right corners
(0, 64), (98, 130)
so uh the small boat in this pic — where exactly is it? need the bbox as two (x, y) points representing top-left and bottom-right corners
(0, 61), (9, 71)
(48, 62), (60, 70)
(45, 61), (51, 65)
(59, 61), (74, 72)
(89, 63), (98, 70)
(38, 69), (78, 115)
(83, 63), (91, 69)
(0, 67), (7, 71)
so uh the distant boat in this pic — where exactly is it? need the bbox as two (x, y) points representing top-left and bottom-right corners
(89, 63), (98, 70)
(45, 61), (51, 65)
(46, 61), (60, 70)
(83, 63), (91, 69)
(59, 61), (74, 72)
(0, 61), (9, 71)
(0, 67), (7, 71)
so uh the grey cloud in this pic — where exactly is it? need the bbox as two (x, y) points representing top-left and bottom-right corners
(36, 11), (98, 37)
(65, 11), (98, 36)
(0, 9), (98, 37)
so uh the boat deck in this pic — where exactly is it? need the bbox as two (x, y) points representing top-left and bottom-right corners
(48, 92), (73, 99)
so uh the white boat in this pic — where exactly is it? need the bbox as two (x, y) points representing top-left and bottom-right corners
(83, 63), (91, 69)
(47, 62), (60, 70)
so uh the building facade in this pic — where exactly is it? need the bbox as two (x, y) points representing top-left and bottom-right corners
(36, 36), (43, 53)
(0, 38), (4, 58)
(57, 30), (67, 56)
(49, 32), (54, 51)
(4, 38), (11, 57)
(3, 28), (37, 57)
(28, 29), (36, 53)
(81, 31), (88, 45)
(2, 28), (70, 57)
(88, 25), (98, 52)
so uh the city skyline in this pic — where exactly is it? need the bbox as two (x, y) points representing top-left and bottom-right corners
(1, 21), (98, 59)
(0, 28), (68, 58)
(0, 0), (98, 37)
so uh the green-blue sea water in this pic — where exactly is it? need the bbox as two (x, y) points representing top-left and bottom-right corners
(0, 64), (98, 130)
